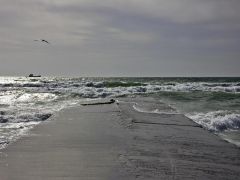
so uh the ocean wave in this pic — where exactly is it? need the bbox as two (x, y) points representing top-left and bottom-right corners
(1, 78), (240, 94)
(186, 111), (240, 132)
(49, 82), (239, 100)
(74, 81), (240, 95)
(133, 103), (178, 114)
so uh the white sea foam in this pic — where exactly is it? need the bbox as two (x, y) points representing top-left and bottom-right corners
(144, 82), (240, 93)
(0, 93), (16, 105)
(186, 111), (240, 132)
(132, 103), (179, 115)
(16, 93), (57, 103)
(0, 121), (40, 149)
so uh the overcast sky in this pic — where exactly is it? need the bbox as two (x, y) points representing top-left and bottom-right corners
(0, 0), (240, 76)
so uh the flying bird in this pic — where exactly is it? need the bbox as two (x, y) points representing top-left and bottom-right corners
(41, 39), (50, 44)
(34, 39), (50, 44)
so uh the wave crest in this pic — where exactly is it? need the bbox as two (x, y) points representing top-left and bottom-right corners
(186, 111), (240, 132)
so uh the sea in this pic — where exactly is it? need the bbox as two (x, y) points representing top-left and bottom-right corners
(0, 77), (240, 149)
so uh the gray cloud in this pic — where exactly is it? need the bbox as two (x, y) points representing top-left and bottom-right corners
(0, 0), (240, 76)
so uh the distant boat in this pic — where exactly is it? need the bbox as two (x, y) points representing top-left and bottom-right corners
(28, 74), (41, 77)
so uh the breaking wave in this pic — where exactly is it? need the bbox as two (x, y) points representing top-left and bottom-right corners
(186, 111), (240, 132)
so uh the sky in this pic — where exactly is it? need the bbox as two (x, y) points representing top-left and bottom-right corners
(0, 0), (240, 77)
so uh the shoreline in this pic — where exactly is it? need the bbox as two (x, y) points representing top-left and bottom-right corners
(0, 97), (240, 179)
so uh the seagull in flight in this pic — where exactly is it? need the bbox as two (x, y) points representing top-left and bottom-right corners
(34, 39), (50, 44)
